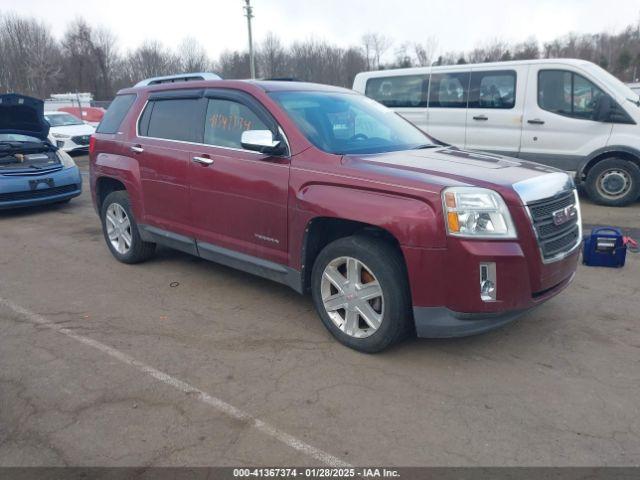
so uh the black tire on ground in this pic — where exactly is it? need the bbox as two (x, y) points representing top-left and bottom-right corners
(584, 157), (640, 207)
(311, 235), (412, 353)
(100, 190), (155, 264)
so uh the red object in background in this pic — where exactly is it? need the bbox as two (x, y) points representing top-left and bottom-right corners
(59, 106), (105, 124)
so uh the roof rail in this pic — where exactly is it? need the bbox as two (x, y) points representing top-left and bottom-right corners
(134, 72), (222, 87)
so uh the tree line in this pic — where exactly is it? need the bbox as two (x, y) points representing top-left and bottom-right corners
(1, 11), (639, 101)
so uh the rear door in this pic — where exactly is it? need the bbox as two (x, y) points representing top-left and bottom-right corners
(134, 90), (205, 235)
(425, 70), (470, 146)
(188, 90), (290, 265)
(465, 67), (525, 156)
(364, 74), (429, 130)
(519, 66), (613, 170)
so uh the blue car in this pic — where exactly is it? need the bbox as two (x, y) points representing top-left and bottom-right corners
(0, 93), (82, 210)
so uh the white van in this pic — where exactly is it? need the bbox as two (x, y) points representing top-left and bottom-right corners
(353, 59), (640, 206)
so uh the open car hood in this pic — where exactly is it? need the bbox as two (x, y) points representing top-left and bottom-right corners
(0, 93), (50, 141)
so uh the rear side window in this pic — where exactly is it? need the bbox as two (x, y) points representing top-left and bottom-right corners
(468, 70), (516, 109)
(96, 94), (136, 134)
(143, 98), (202, 142)
(428, 72), (470, 108)
(538, 70), (605, 120)
(204, 99), (268, 149)
(365, 75), (429, 108)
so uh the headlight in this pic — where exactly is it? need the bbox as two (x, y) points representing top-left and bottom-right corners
(442, 187), (517, 239)
(57, 150), (77, 168)
(52, 133), (70, 139)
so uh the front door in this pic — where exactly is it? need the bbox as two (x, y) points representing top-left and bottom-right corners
(519, 66), (613, 170)
(188, 92), (290, 265)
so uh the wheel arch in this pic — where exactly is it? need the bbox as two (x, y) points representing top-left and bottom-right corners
(299, 216), (408, 294)
(95, 176), (127, 213)
(578, 146), (640, 181)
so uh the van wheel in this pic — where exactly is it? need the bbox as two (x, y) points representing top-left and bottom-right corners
(585, 158), (640, 206)
(311, 235), (412, 353)
(100, 191), (155, 264)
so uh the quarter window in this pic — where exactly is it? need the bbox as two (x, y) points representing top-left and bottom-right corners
(365, 75), (429, 108)
(428, 72), (470, 108)
(468, 70), (516, 109)
(204, 99), (268, 149)
(538, 70), (605, 120)
(145, 98), (201, 142)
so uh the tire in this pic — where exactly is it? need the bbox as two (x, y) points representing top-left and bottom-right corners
(100, 190), (155, 264)
(584, 158), (640, 207)
(311, 235), (412, 353)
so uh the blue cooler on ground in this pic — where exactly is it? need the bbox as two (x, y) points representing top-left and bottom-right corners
(582, 227), (626, 268)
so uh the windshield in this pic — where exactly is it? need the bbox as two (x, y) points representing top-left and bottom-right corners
(269, 91), (434, 154)
(45, 113), (83, 127)
(583, 63), (639, 104)
(0, 133), (42, 143)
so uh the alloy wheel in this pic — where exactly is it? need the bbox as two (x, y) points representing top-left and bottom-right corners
(105, 203), (132, 255)
(320, 256), (384, 339)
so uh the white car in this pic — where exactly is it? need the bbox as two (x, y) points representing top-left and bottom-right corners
(628, 83), (640, 95)
(44, 111), (95, 153)
(354, 59), (640, 206)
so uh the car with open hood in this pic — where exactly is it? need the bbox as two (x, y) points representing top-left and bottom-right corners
(90, 76), (581, 352)
(0, 94), (82, 209)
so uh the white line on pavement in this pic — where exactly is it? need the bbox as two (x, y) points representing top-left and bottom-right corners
(0, 296), (351, 468)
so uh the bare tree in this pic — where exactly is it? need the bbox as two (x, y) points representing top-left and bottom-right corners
(414, 37), (438, 66)
(362, 32), (391, 70)
(124, 40), (180, 83)
(177, 37), (209, 73)
(0, 13), (61, 97)
(258, 32), (287, 78)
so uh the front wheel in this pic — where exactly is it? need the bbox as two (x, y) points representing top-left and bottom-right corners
(311, 236), (412, 353)
(584, 158), (640, 207)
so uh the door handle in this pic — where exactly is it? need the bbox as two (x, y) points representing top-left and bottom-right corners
(527, 119), (545, 125)
(130, 145), (144, 153)
(192, 156), (214, 166)
(472, 115), (488, 121)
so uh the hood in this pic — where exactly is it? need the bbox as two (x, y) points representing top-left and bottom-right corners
(0, 94), (50, 141)
(48, 123), (95, 136)
(343, 146), (567, 203)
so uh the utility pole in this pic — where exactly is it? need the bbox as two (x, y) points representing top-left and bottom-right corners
(243, 0), (256, 79)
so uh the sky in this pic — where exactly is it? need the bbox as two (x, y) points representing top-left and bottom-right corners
(2, 0), (639, 60)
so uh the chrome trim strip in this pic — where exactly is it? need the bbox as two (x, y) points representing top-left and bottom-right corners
(524, 189), (583, 264)
(513, 172), (574, 205)
(134, 99), (291, 158)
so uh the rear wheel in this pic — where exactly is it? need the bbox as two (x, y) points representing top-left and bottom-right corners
(311, 235), (412, 353)
(585, 158), (640, 206)
(100, 190), (155, 264)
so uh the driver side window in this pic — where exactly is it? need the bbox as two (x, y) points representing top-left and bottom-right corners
(538, 70), (605, 120)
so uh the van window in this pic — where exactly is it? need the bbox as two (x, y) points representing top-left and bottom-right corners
(96, 94), (135, 134)
(145, 98), (201, 142)
(364, 75), (429, 108)
(538, 70), (605, 120)
(468, 70), (516, 109)
(204, 98), (268, 149)
(428, 72), (469, 108)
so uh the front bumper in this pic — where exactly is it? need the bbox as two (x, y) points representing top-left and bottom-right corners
(0, 166), (82, 209)
(413, 272), (575, 338)
(55, 138), (90, 152)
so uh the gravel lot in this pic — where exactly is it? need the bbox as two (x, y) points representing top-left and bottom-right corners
(0, 155), (638, 467)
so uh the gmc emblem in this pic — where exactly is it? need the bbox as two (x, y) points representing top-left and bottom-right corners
(552, 204), (577, 226)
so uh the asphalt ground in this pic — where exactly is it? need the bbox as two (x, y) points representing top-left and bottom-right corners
(0, 155), (638, 467)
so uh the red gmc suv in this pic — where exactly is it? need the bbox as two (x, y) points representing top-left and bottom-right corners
(90, 75), (582, 352)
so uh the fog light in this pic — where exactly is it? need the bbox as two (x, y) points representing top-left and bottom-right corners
(479, 262), (497, 302)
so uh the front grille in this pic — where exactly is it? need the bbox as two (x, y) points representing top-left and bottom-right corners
(71, 135), (90, 146)
(0, 184), (79, 202)
(527, 191), (581, 261)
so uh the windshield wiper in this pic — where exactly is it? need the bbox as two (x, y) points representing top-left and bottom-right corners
(626, 97), (640, 107)
(412, 144), (439, 150)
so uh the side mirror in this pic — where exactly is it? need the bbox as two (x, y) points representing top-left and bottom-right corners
(241, 130), (286, 155)
(592, 94), (612, 122)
